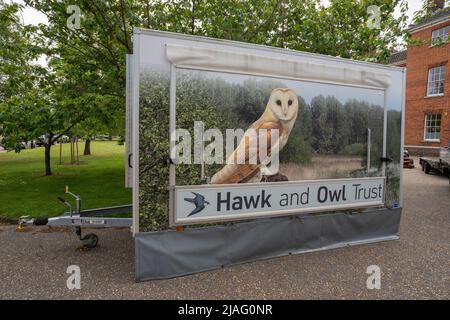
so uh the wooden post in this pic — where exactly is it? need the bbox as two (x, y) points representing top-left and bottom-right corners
(70, 136), (74, 164)
(59, 141), (62, 165)
(76, 136), (79, 165)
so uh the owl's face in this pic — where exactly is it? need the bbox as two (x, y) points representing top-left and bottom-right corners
(267, 88), (298, 121)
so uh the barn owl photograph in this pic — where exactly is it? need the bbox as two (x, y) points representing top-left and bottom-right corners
(211, 88), (299, 184)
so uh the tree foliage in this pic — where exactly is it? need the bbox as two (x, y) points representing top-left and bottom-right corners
(0, 1), (127, 174)
(24, 0), (409, 101)
(0, 1), (42, 102)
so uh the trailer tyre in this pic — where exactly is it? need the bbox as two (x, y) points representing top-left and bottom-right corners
(81, 233), (98, 249)
(424, 163), (431, 174)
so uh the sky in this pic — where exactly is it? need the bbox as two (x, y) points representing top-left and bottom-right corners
(13, 0), (424, 27)
(11, 0), (47, 25)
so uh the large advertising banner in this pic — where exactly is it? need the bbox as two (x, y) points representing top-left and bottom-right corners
(174, 177), (385, 225)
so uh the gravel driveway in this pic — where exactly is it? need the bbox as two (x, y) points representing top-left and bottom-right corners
(0, 166), (449, 299)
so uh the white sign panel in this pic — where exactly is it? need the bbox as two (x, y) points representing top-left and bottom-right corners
(173, 177), (385, 225)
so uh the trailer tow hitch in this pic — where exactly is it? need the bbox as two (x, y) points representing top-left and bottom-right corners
(16, 186), (132, 249)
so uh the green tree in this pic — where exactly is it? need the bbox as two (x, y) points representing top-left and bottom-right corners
(25, 0), (138, 155)
(0, 1), (57, 175)
(0, 1), (110, 175)
(273, 0), (408, 62)
(310, 95), (329, 152)
(0, 1), (42, 103)
(0, 81), (85, 176)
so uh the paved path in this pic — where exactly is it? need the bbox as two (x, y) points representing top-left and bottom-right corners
(0, 167), (449, 299)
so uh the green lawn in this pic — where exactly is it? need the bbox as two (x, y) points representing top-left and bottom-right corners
(0, 141), (132, 219)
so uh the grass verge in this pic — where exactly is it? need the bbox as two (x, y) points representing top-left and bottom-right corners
(0, 141), (131, 218)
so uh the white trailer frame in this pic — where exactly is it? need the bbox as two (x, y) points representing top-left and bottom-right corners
(127, 29), (406, 281)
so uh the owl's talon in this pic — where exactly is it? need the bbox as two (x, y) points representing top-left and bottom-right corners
(261, 173), (289, 182)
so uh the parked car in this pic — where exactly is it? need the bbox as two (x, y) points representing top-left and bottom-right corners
(56, 135), (70, 143)
(35, 134), (70, 146)
(403, 149), (414, 169)
(35, 135), (50, 147)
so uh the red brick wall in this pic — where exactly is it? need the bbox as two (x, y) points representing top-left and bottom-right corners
(405, 20), (450, 152)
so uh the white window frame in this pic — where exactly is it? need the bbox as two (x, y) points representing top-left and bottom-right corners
(427, 66), (446, 97)
(423, 113), (442, 142)
(431, 26), (450, 46)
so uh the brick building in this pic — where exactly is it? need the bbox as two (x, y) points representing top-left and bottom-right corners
(389, 4), (450, 155)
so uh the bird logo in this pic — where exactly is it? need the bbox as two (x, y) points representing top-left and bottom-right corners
(184, 192), (210, 216)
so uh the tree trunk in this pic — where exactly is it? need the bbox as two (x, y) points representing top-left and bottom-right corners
(44, 144), (52, 176)
(84, 138), (91, 155)
(191, 0), (196, 34)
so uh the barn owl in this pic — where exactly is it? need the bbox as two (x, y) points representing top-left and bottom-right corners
(210, 88), (299, 184)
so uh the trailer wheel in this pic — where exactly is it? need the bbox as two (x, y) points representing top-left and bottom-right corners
(424, 163), (431, 174)
(81, 233), (99, 249)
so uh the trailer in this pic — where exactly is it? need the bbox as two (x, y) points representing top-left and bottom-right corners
(403, 149), (415, 169)
(419, 147), (450, 183)
(18, 186), (132, 248)
(125, 29), (406, 281)
(15, 29), (407, 281)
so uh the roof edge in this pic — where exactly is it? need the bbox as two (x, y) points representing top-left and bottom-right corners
(408, 9), (450, 33)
